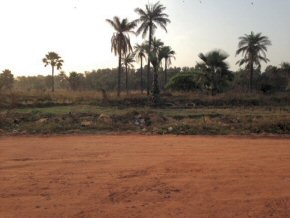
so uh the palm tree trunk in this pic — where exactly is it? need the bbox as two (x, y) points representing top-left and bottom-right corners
(140, 58), (143, 94)
(152, 66), (160, 105)
(126, 65), (128, 95)
(164, 59), (168, 87)
(147, 24), (152, 96)
(117, 48), (121, 97)
(250, 58), (254, 92)
(51, 66), (54, 92)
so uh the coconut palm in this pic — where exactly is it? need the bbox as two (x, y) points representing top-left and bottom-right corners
(134, 43), (147, 94)
(135, 1), (170, 95)
(42, 52), (63, 92)
(236, 32), (271, 92)
(159, 46), (175, 85)
(198, 50), (233, 96)
(122, 53), (135, 95)
(106, 16), (136, 96)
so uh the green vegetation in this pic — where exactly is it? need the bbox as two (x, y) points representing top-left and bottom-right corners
(0, 2), (289, 136)
(0, 103), (289, 135)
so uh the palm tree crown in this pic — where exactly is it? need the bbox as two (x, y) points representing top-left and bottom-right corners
(236, 31), (271, 91)
(122, 53), (135, 94)
(106, 17), (136, 57)
(198, 50), (232, 95)
(42, 52), (63, 70)
(134, 43), (147, 63)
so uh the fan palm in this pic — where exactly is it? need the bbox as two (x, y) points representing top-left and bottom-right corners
(135, 1), (170, 95)
(122, 53), (135, 95)
(42, 52), (63, 92)
(198, 50), (232, 96)
(106, 16), (136, 96)
(134, 43), (147, 94)
(236, 31), (271, 92)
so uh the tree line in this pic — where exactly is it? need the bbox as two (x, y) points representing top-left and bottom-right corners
(0, 1), (289, 100)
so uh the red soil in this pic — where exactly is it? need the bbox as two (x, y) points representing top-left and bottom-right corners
(0, 135), (290, 218)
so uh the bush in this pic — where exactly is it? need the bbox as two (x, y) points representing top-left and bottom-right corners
(166, 71), (200, 91)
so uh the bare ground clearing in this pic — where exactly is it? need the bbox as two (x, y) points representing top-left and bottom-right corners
(0, 135), (290, 218)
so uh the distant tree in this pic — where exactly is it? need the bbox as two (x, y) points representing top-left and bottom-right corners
(159, 46), (175, 85)
(42, 52), (63, 92)
(260, 65), (288, 93)
(122, 53), (135, 94)
(68, 72), (84, 91)
(236, 32), (271, 92)
(56, 71), (69, 89)
(0, 69), (14, 91)
(198, 50), (233, 95)
(135, 1), (170, 95)
(134, 43), (147, 93)
(106, 16), (136, 97)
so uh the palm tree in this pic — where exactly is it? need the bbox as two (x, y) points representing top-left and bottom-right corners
(198, 50), (233, 96)
(150, 37), (164, 54)
(236, 31), (271, 92)
(106, 16), (136, 97)
(42, 52), (63, 92)
(159, 46), (175, 85)
(134, 43), (146, 94)
(135, 2), (170, 95)
(122, 53), (135, 95)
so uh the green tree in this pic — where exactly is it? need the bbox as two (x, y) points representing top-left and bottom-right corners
(236, 32), (271, 92)
(106, 16), (136, 97)
(135, 2), (170, 95)
(134, 43), (147, 94)
(122, 53), (135, 94)
(159, 46), (175, 85)
(166, 71), (199, 91)
(0, 69), (14, 91)
(42, 52), (63, 92)
(198, 50), (233, 95)
(68, 72), (84, 91)
(260, 65), (288, 93)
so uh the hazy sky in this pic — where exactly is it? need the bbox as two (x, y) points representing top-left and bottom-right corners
(0, 0), (290, 76)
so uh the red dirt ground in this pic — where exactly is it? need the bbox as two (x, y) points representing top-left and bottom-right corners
(0, 135), (290, 218)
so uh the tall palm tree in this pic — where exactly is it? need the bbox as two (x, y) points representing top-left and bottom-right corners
(42, 52), (63, 92)
(159, 46), (175, 85)
(134, 43), (147, 94)
(135, 2), (170, 95)
(236, 31), (271, 92)
(122, 53), (135, 95)
(106, 16), (136, 97)
(198, 50), (232, 96)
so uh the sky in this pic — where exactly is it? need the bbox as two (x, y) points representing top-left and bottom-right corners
(0, 0), (290, 76)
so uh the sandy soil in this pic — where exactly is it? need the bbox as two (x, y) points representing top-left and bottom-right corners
(0, 135), (290, 218)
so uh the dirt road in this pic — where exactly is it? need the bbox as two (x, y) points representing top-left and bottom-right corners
(1, 135), (290, 218)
